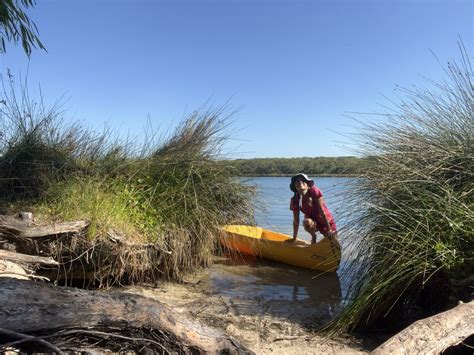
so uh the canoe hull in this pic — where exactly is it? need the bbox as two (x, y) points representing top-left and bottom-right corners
(220, 225), (341, 272)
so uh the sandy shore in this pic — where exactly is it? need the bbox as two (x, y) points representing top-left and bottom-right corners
(123, 261), (375, 354)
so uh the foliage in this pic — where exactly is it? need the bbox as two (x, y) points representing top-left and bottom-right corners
(220, 156), (371, 176)
(0, 72), (118, 200)
(0, 0), (45, 55)
(134, 109), (255, 278)
(327, 44), (473, 334)
(37, 175), (160, 241)
(0, 75), (255, 281)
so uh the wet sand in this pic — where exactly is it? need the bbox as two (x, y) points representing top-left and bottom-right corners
(124, 254), (372, 354)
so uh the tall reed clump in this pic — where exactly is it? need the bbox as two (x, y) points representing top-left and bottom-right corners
(131, 108), (256, 279)
(0, 85), (76, 201)
(327, 45), (473, 334)
(0, 73), (255, 283)
(0, 72), (125, 202)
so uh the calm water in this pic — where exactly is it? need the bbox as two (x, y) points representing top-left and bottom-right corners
(205, 177), (357, 321)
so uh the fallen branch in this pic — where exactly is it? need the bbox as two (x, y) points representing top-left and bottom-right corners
(0, 259), (29, 280)
(0, 220), (89, 239)
(371, 301), (474, 354)
(0, 278), (253, 354)
(0, 272), (49, 281)
(272, 336), (307, 342)
(46, 329), (169, 353)
(0, 249), (59, 267)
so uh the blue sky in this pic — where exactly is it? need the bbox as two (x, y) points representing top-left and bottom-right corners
(2, 0), (472, 158)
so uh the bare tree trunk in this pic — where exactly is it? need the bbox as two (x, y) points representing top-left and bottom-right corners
(0, 278), (252, 354)
(371, 301), (474, 355)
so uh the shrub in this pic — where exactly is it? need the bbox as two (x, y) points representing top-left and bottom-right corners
(1, 74), (255, 282)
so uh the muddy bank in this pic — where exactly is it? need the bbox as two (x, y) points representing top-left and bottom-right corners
(123, 255), (374, 354)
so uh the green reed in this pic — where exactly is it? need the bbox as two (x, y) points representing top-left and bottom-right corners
(327, 44), (473, 334)
(0, 74), (254, 281)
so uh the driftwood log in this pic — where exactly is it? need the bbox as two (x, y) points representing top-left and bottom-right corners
(0, 278), (253, 354)
(0, 249), (58, 267)
(0, 216), (86, 282)
(371, 301), (474, 354)
(0, 250), (57, 281)
(0, 259), (30, 280)
(0, 215), (167, 286)
(0, 215), (252, 352)
(0, 218), (89, 239)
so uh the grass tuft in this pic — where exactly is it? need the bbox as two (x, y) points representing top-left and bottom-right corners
(327, 44), (473, 334)
(0, 73), (255, 283)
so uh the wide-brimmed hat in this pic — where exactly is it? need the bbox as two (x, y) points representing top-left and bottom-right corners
(289, 173), (314, 192)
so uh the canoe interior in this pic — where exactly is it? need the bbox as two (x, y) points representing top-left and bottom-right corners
(220, 225), (341, 272)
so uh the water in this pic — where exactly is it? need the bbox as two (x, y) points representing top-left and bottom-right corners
(206, 177), (357, 323)
(204, 253), (343, 325)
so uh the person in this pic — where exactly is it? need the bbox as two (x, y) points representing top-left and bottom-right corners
(288, 173), (337, 245)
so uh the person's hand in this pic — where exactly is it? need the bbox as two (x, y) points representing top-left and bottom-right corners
(326, 229), (336, 238)
(285, 238), (297, 244)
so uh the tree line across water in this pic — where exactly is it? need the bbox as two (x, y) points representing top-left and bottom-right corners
(220, 156), (374, 176)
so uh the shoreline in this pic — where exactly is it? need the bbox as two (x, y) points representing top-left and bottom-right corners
(123, 260), (379, 354)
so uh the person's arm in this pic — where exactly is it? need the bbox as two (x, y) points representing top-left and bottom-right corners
(288, 195), (299, 243)
(292, 209), (300, 241)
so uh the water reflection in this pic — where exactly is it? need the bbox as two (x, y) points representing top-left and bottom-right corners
(207, 253), (342, 324)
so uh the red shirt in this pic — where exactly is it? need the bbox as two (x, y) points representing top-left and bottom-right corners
(290, 185), (337, 233)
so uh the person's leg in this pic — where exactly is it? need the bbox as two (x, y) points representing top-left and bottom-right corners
(321, 220), (338, 240)
(303, 217), (318, 244)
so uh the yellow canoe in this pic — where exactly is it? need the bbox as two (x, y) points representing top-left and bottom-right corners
(220, 225), (341, 272)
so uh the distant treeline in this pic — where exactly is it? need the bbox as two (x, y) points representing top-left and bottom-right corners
(221, 156), (374, 176)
